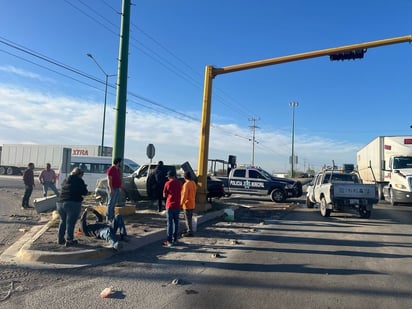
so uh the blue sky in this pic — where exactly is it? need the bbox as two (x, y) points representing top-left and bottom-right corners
(0, 0), (411, 173)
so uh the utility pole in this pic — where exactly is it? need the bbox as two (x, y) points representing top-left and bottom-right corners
(248, 117), (260, 166)
(113, 0), (131, 164)
(289, 101), (299, 178)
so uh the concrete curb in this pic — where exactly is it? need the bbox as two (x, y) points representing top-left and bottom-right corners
(0, 208), (227, 269)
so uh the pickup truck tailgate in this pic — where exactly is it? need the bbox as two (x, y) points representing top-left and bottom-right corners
(332, 183), (376, 199)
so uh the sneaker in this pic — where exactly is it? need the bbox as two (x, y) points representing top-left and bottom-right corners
(163, 241), (174, 247)
(57, 239), (65, 245)
(182, 232), (194, 237)
(113, 242), (123, 251)
(65, 239), (78, 247)
(120, 235), (131, 242)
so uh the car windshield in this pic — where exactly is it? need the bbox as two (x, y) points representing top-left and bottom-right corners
(324, 173), (359, 183)
(257, 168), (272, 179)
(393, 157), (412, 169)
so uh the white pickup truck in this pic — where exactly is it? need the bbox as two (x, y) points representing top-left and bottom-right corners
(306, 168), (378, 218)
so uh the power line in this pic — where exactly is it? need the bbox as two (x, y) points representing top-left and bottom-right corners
(65, 1), (261, 124)
(0, 6), (268, 151)
(63, 0), (119, 37)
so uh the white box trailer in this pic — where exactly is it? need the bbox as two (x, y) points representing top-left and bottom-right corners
(0, 144), (112, 175)
(357, 136), (412, 205)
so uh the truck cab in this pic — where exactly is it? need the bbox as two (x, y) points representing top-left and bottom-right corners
(383, 155), (412, 205)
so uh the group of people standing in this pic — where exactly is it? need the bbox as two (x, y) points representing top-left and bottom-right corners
(21, 158), (126, 249)
(162, 166), (197, 247)
(21, 157), (197, 250)
(56, 157), (126, 248)
(143, 160), (198, 246)
(22, 162), (60, 209)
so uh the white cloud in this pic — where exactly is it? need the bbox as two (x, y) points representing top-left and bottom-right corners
(0, 65), (52, 82)
(0, 84), (360, 173)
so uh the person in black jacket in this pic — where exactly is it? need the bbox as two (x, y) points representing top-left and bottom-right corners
(151, 161), (167, 212)
(79, 207), (127, 251)
(57, 167), (88, 247)
(22, 162), (35, 209)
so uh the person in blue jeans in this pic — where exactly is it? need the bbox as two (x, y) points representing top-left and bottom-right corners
(79, 207), (128, 250)
(106, 157), (122, 222)
(162, 170), (182, 246)
(57, 167), (88, 247)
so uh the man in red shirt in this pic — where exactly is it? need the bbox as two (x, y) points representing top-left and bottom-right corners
(163, 169), (182, 246)
(106, 157), (122, 223)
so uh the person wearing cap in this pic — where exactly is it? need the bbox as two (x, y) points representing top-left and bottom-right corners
(57, 167), (88, 247)
(181, 171), (196, 237)
(162, 169), (182, 246)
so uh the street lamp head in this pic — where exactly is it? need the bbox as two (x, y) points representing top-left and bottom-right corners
(87, 53), (93, 59)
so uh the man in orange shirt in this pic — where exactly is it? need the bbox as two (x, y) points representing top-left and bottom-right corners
(181, 171), (196, 237)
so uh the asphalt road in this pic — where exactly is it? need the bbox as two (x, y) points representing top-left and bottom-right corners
(1, 176), (412, 308)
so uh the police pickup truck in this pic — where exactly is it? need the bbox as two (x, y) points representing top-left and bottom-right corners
(94, 161), (224, 204)
(217, 166), (302, 203)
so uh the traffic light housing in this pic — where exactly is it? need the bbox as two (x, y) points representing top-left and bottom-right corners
(330, 48), (367, 61)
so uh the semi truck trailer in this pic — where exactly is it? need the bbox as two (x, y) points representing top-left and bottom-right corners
(357, 136), (412, 205)
(0, 144), (112, 175)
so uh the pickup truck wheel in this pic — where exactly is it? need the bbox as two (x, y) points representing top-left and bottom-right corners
(359, 207), (371, 218)
(270, 188), (286, 203)
(306, 196), (315, 208)
(320, 198), (331, 217)
(97, 195), (107, 205)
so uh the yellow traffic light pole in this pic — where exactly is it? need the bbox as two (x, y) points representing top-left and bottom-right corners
(196, 35), (412, 210)
(214, 35), (412, 75)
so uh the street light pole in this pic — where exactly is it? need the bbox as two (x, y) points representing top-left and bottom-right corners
(87, 53), (116, 156)
(289, 101), (299, 178)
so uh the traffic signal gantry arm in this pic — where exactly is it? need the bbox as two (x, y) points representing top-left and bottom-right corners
(196, 35), (412, 210)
